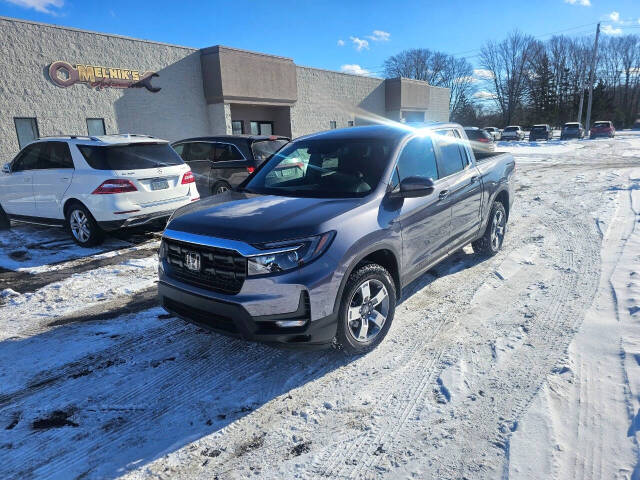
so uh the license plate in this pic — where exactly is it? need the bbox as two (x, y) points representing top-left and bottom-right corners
(151, 179), (169, 191)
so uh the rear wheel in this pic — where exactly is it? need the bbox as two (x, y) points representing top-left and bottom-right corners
(212, 182), (232, 195)
(472, 201), (507, 256)
(335, 262), (396, 355)
(65, 202), (104, 247)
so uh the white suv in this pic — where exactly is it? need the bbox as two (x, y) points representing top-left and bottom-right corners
(0, 134), (200, 246)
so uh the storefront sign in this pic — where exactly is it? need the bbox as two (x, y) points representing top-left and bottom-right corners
(48, 61), (161, 92)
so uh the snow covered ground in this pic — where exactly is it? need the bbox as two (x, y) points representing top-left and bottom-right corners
(1, 134), (640, 479)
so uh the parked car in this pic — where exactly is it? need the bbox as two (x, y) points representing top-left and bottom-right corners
(560, 122), (585, 140)
(158, 123), (516, 353)
(0, 134), (199, 246)
(529, 124), (553, 141)
(483, 127), (502, 141)
(501, 126), (525, 141)
(465, 127), (496, 153)
(590, 121), (615, 138)
(172, 135), (289, 197)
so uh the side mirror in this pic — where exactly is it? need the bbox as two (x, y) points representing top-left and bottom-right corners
(392, 176), (435, 198)
(2, 163), (10, 174)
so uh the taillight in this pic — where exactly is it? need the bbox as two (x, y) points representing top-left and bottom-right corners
(92, 179), (137, 194)
(478, 138), (490, 143)
(181, 171), (195, 184)
(246, 166), (255, 174)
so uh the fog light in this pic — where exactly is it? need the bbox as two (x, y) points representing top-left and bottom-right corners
(276, 320), (306, 328)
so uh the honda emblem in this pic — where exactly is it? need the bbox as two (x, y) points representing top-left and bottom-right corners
(184, 251), (201, 272)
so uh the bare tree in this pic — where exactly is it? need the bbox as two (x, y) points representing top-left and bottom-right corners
(479, 31), (535, 125)
(383, 48), (475, 117)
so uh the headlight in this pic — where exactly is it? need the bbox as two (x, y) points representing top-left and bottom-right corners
(247, 231), (335, 276)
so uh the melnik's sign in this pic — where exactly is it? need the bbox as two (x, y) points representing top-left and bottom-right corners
(48, 61), (161, 92)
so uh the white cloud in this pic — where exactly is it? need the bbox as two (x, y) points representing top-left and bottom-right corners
(4, 0), (63, 14)
(340, 64), (371, 76)
(564, 0), (590, 5)
(473, 68), (495, 80)
(609, 11), (620, 22)
(350, 36), (370, 51)
(474, 90), (497, 100)
(366, 30), (391, 42)
(602, 24), (623, 35)
(337, 39), (345, 47)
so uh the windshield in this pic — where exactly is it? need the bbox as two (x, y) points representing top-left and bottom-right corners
(243, 138), (395, 198)
(78, 143), (183, 170)
(251, 139), (288, 166)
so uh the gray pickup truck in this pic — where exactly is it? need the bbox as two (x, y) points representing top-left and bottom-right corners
(158, 123), (515, 353)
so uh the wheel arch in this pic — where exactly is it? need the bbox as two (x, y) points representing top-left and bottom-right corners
(332, 244), (402, 315)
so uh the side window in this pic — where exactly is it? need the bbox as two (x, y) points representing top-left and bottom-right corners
(45, 142), (74, 169)
(187, 142), (215, 162)
(396, 137), (438, 181)
(435, 130), (466, 177)
(12, 143), (42, 172)
(172, 143), (186, 159)
(214, 144), (244, 162)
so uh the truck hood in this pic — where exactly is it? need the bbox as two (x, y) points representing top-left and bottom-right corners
(166, 191), (364, 243)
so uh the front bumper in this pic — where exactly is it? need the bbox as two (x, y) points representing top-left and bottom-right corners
(158, 280), (338, 347)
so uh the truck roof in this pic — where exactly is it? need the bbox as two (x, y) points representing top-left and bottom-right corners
(297, 122), (462, 142)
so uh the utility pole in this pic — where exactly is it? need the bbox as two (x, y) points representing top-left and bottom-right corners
(585, 23), (601, 132)
(577, 74), (585, 124)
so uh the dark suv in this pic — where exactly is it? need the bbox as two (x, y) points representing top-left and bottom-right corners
(172, 135), (288, 196)
(529, 124), (553, 141)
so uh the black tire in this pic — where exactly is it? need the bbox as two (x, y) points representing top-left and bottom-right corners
(212, 182), (232, 195)
(472, 201), (507, 257)
(65, 202), (104, 247)
(335, 262), (396, 355)
(0, 204), (10, 230)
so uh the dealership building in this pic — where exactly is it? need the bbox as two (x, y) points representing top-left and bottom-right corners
(0, 16), (450, 161)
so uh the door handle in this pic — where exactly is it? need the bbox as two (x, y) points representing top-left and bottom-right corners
(24, 177), (31, 183)
(60, 177), (69, 181)
(438, 190), (449, 200)
(470, 175), (479, 183)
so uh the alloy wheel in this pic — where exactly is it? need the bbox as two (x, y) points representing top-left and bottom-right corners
(346, 279), (390, 343)
(69, 209), (91, 243)
(215, 185), (230, 194)
(490, 208), (505, 251)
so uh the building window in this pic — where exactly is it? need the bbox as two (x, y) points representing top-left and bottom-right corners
(232, 120), (244, 135)
(86, 118), (106, 136)
(347, 121), (354, 127)
(329, 121), (337, 129)
(14, 117), (39, 149)
(250, 121), (274, 136)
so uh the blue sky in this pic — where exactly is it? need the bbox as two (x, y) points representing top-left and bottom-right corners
(2, 0), (640, 77)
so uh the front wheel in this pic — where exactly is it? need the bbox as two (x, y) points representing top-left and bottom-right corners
(66, 203), (104, 247)
(335, 263), (396, 354)
(472, 201), (507, 256)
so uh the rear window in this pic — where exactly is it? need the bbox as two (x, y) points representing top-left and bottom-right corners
(532, 126), (547, 131)
(504, 127), (518, 132)
(564, 123), (579, 128)
(593, 122), (610, 128)
(78, 143), (184, 170)
(251, 139), (288, 165)
(465, 129), (490, 140)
